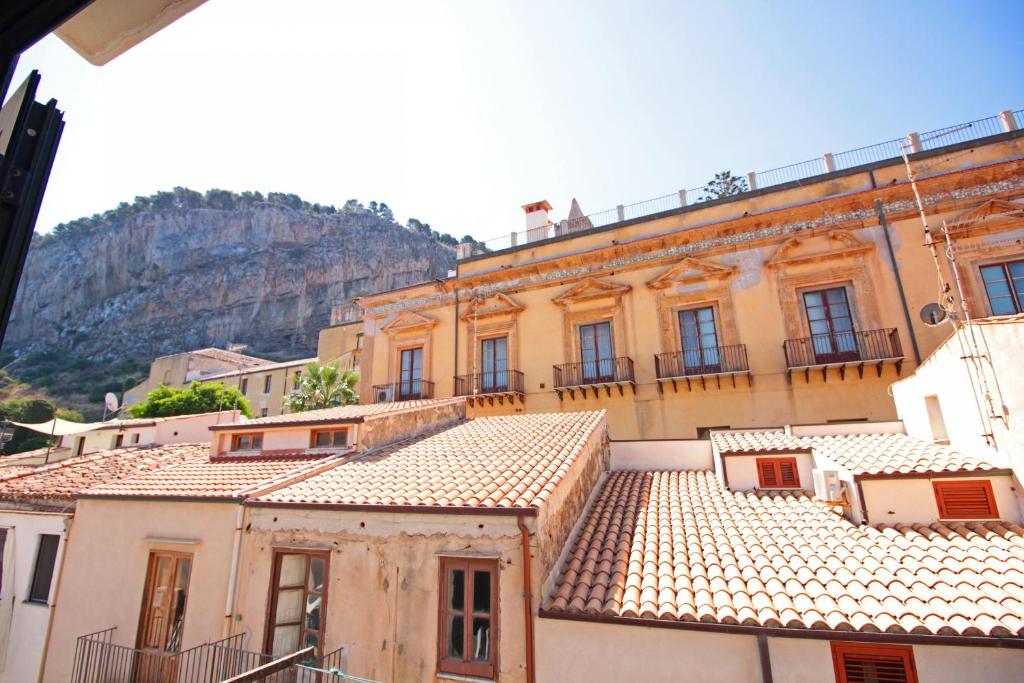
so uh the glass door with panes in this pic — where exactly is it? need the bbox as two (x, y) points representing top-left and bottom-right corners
(266, 552), (328, 661)
(480, 337), (508, 392)
(803, 287), (859, 363)
(135, 552), (192, 683)
(579, 322), (614, 382)
(399, 347), (423, 400)
(678, 307), (720, 374)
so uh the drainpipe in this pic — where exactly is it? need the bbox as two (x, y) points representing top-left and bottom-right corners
(453, 289), (461, 385)
(516, 516), (535, 683)
(870, 187), (921, 365)
(757, 633), (773, 683)
(222, 504), (247, 638)
(36, 513), (74, 683)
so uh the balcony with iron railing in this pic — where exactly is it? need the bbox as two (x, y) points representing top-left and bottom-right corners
(553, 357), (635, 399)
(654, 344), (751, 391)
(454, 369), (525, 405)
(71, 627), (370, 683)
(783, 328), (903, 382)
(464, 109), (1024, 258)
(372, 379), (435, 403)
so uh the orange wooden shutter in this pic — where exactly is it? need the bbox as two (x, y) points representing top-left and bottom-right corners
(757, 459), (779, 487)
(777, 459), (799, 487)
(933, 480), (998, 519)
(831, 642), (917, 683)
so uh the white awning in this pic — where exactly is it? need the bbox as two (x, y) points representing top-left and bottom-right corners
(10, 417), (111, 437)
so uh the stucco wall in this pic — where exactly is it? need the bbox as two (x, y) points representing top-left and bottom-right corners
(357, 399), (466, 452)
(234, 508), (529, 683)
(790, 420), (904, 437)
(610, 440), (712, 470)
(860, 475), (1021, 526)
(0, 510), (69, 683)
(723, 453), (814, 492)
(42, 499), (240, 683)
(536, 618), (1024, 682)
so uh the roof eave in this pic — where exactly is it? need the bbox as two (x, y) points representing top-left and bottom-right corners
(245, 500), (539, 517)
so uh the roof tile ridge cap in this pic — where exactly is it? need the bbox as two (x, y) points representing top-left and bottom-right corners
(240, 450), (355, 499)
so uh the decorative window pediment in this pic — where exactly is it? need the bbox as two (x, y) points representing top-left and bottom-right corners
(552, 278), (631, 307)
(765, 230), (873, 268)
(460, 292), (524, 320)
(646, 257), (736, 290)
(380, 310), (438, 336)
(947, 199), (1024, 234)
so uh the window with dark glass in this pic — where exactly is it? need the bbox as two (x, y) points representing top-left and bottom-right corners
(113, 433), (124, 448)
(0, 529), (6, 596)
(265, 551), (328, 659)
(578, 322), (614, 382)
(678, 307), (720, 372)
(263, 375), (273, 393)
(231, 433), (263, 450)
(980, 261), (1024, 315)
(29, 534), (60, 603)
(137, 551), (192, 655)
(803, 287), (858, 363)
(293, 371), (302, 390)
(311, 429), (349, 448)
(480, 337), (508, 391)
(399, 347), (424, 399)
(240, 378), (249, 394)
(438, 557), (497, 678)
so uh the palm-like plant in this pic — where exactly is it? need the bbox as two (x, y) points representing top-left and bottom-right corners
(286, 362), (359, 412)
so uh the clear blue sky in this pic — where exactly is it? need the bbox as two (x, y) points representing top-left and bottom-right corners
(11, 0), (1024, 243)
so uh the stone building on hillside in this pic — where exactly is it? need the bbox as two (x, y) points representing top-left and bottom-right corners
(355, 111), (1024, 440)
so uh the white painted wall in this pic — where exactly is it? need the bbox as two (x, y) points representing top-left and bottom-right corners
(610, 440), (712, 471)
(724, 453), (814, 492)
(536, 618), (1024, 683)
(154, 411), (240, 444)
(0, 510), (69, 683)
(861, 475), (1021, 526)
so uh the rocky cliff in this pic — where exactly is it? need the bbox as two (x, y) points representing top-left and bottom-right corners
(2, 189), (459, 413)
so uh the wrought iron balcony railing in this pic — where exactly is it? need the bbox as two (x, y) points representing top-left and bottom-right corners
(655, 344), (751, 390)
(454, 369), (525, 400)
(553, 357), (635, 398)
(783, 328), (903, 381)
(372, 380), (435, 403)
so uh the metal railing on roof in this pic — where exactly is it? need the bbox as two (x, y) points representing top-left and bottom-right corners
(470, 108), (1023, 257)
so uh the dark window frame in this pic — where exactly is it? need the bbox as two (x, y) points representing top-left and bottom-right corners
(310, 429), (349, 449)
(802, 285), (859, 363)
(577, 321), (615, 382)
(831, 641), (917, 683)
(27, 533), (59, 604)
(437, 557), (499, 679)
(264, 549), (330, 659)
(399, 346), (425, 400)
(678, 305), (721, 372)
(231, 433), (264, 451)
(263, 375), (273, 394)
(136, 550), (192, 655)
(980, 260), (1024, 315)
(240, 377), (249, 394)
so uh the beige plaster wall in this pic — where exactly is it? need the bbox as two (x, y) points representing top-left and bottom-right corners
(610, 440), (713, 471)
(724, 453), (814, 493)
(234, 508), (530, 683)
(860, 475), (1021, 526)
(43, 499), (240, 683)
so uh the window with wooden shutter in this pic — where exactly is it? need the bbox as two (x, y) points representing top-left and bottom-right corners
(831, 641), (917, 683)
(933, 480), (998, 519)
(756, 457), (800, 488)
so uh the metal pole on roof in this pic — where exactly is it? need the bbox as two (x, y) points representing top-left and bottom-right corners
(43, 414), (57, 464)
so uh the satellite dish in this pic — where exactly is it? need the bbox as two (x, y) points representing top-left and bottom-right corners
(920, 303), (948, 326)
(104, 392), (120, 413)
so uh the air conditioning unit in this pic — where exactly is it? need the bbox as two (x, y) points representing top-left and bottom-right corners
(376, 385), (395, 403)
(813, 469), (842, 502)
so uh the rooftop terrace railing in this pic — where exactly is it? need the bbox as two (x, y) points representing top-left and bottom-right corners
(469, 108), (1023, 256)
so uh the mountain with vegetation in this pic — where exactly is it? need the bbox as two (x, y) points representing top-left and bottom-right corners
(2, 187), (472, 418)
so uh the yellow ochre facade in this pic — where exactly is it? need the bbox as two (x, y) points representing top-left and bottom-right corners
(356, 132), (1024, 440)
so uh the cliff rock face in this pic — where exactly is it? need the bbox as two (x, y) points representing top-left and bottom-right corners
(8, 203), (455, 361)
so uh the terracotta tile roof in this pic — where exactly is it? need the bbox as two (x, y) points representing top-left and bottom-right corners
(199, 357), (316, 381)
(712, 431), (1001, 476)
(0, 444), (206, 506)
(210, 398), (464, 430)
(84, 452), (343, 499)
(546, 470), (1024, 638)
(256, 411), (605, 509)
(0, 446), (71, 463)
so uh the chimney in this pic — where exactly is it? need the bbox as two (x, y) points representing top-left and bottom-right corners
(522, 200), (553, 243)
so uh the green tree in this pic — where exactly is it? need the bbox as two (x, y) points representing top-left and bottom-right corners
(128, 381), (253, 418)
(699, 171), (749, 201)
(285, 362), (358, 412)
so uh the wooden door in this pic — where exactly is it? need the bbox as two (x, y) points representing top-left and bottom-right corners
(135, 552), (192, 683)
